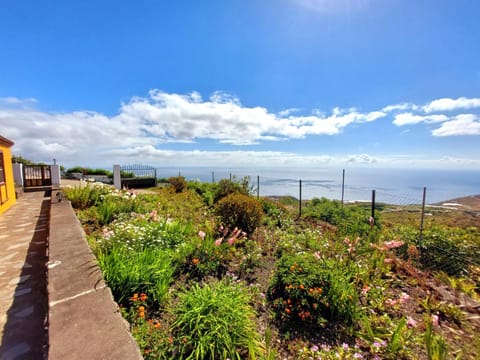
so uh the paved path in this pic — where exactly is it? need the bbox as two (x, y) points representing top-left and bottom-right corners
(0, 191), (49, 360)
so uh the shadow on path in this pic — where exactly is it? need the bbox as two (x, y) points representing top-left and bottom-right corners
(0, 191), (49, 360)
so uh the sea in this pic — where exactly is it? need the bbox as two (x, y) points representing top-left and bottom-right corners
(154, 167), (480, 205)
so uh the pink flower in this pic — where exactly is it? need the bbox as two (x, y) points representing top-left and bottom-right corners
(313, 251), (321, 259)
(400, 292), (410, 303)
(384, 240), (405, 249)
(227, 237), (235, 246)
(407, 316), (417, 328)
(198, 231), (206, 240)
(432, 314), (440, 327)
(214, 238), (223, 247)
(385, 298), (398, 307)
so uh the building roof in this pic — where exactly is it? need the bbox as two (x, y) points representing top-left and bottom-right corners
(0, 135), (15, 148)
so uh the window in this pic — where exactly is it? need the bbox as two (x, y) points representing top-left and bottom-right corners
(0, 151), (5, 184)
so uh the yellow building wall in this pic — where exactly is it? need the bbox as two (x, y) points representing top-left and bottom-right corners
(0, 143), (16, 215)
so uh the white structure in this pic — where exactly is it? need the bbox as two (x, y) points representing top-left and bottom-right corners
(113, 164), (121, 189)
(51, 164), (61, 186)
(12, 163), (23, 186)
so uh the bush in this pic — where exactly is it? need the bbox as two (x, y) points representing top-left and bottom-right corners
(179, 236), (230, 281)
(216, 193), (263, 235)
(171, 280), (263, 359)
(418, 226), (479, 277)
(305, 197), (379, 237)
(187, 180), (218, 206)
(167, 176), (187, 193)
(214, 177), (251, 203)
(261, 198), (292, 228)
(268, 253), (359, 330)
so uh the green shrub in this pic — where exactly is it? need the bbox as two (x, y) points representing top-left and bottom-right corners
(180, 238), (230, 281)
(171, 280), (263, 359)
(388, 225), (480, 277)
(268, 253), (359, 330)
(417, 226), (480, 277)
(214, 177), (251, 203)
(261, 198), (292, 228)
(216, 193), (263, 235)
(305, 198), (380, 237)
(187, 180), (218, 206)
(97, 245), (175, 306)
(167, 176), (187, 193)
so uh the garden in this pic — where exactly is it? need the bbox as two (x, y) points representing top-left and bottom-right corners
(64, 176), (480, 359)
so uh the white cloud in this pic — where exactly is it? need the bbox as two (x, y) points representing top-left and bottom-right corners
(278, 108), (301, 117)
(393, 113), (449, 126)
(0, 97), (38, 107)
(346, 153), (377, 164)
(0, 90), (390, 165)
(432, 114), (480, 136)
(382, 103), (419, 112)
(1, 90), (480, 169)
(423, 97), (480, 113)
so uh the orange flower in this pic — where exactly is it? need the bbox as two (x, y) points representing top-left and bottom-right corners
(138, 306), (145, 312)
(192, 258), (200, 265)
(154, 322), (161, 329)
(299, 284), (305, 290)
(131, 293), (139, 301)
(285, 308), (291, 314)
(140, 293), (147, 301)
(138, 311), (145, 318)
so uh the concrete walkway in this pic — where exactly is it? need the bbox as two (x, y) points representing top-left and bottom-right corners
(0, 188), (142, 360)
(0, 191), (49, 359)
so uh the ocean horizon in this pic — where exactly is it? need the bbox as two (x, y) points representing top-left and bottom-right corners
(152, 167), (480, 205)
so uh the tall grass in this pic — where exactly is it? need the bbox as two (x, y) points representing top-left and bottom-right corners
(64, 183), (111, 209)
(172, 280), (263, 359)
(97, 245), (175, 306)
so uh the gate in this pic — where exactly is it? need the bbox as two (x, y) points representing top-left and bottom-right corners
(120, 164), (157, 189)
(23, 165), (52, 187)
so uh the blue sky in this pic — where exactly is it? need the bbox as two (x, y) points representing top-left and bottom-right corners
(0, 0), (479, 170)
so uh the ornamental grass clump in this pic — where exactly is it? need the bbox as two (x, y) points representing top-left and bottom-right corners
(64, 182), (112, 209)
(171, 280), (263, 359)
(97, 245), (175, 306)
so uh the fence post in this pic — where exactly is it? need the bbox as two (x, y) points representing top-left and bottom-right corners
(212, 171), (215, 183)
(230, 173), (232, 181)
(419, 187), (427, 243)
(257, 175), (260, 199)
(341, 168), (345, 208)
(371, 190), (376, 221)
(299, 179), (302, 217)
